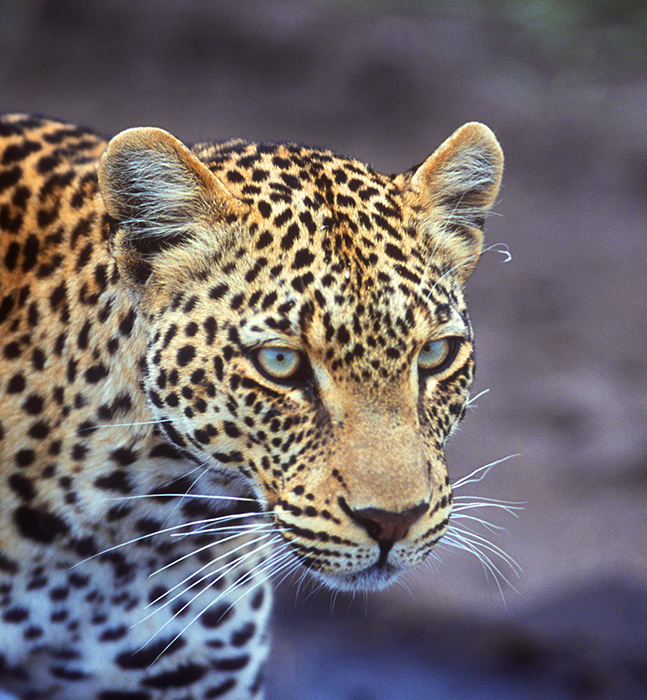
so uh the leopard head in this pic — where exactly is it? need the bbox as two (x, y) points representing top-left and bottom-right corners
(98, 122), (502, 591)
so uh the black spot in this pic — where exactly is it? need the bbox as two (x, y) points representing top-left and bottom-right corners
(54, 332), (66, 355)
(280, 223), (299, 251)
(203, 680), (236, 698)
(116, 636), (186, 670)
(0, 553), (19, 573)
(384, 242), (406, 261)
(70, 214), (94, 247)
(68, 572), (90, 587)
(200, 604), (233, 629)
(27, 302), (39, 327)
(231, 622), (256, 647)
(292, 247), (316, 269)
(49, 281), (67, 309)
(31, 348), (46, 371)
(0, 165), (21, 193)
(77, 320), (91, 349)
(209, 284), (229, 301)
(261, 291), (277, 310)
(15, 449), (36, 468)
(8, 474), (36, 500)
(49, 666), (90, 681)
(161, 422), (187, 448)
(142, 663), (206, 689)
(7, 373), (25, 393)
(256, 230), (273, 249)
(85, 363), (109, 383)
(119, 309), (136, 336)
(98, 693), (151, 700)
(291, 272), (313, 292)
(149, 443), (185, 460)
(257, 201), (272, 219)
(49, 586), (69, 601)
(251, 588), (265, 610)
(72, 537), (99, 559)
(223, 422), (240, 438)
(0, 294), (14, 323)
(230, 294), (244, 311)
(203, 317), (217, 346)
(110, 447), (138, 467)
(2, 139), (41, 164)
(212, 655), (249, 672)
(337, 325), (351, 345)
(72, 443), (89, 461)
(3, 241), (20, 271)
(99, 625), (128, 643)
(106, 503), (132, 521)
(23, 626), (43, 640)
(14, 504), (69, 544)
(2, 607), (29, 623)
(94, 469), (132, 494)
(75, 241), (94, 270)
(394, 263), (421, 285)
(22, 393), (44, 414)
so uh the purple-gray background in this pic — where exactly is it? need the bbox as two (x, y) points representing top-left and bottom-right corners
(1, 1), (646, 697)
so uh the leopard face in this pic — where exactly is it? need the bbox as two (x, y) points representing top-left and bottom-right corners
(99, 122), (502, 591)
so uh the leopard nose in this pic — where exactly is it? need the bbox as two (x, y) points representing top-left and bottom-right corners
(340, 499), (428, 544)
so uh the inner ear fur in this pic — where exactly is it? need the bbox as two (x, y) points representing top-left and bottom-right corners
(98, 127), (248, 287)
(403, 122), (503, 282)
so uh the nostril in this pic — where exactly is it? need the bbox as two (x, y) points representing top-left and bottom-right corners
(339, 498), (428, 544)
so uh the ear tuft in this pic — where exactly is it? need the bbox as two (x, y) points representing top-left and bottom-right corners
(408, 122), (503, 281)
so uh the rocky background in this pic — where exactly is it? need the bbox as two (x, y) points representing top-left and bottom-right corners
(1, 1), (646, 697)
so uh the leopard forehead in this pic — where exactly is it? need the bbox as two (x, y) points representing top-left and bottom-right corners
(195, 139), (424, 271)
(147, 141), (466, 385)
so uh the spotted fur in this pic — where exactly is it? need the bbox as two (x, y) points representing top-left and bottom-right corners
(0, 114), (503, 699)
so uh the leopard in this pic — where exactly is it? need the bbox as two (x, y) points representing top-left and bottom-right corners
(0, 113), (503, 699)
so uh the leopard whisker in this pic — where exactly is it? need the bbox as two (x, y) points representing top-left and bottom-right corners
(114, 492), (261, 505)
(270, 549), (307, 592)
(150, 526), (275, 578)
(452, 497), (524, 518)
(142, 536), (289, 665)
(481, 240), (512, 263)
(451, 454), (520, 490)
(441, 524), (521, 586)
(140, 532), (281, 628)
(168, 521), (275, 538)
(72, 512), (264, 568)
(465, 388), (490, 406)
(78, 418), (173, 432)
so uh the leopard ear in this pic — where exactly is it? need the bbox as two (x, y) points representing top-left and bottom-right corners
(99, 127), (248, 287)
(405, 122), (503, 282)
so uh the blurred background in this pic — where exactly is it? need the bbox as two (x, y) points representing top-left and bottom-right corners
(1, 0), (646, 697)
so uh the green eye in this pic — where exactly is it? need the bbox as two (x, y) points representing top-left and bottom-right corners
(252, 346), (307, 383)
(418, 337), (461, 374)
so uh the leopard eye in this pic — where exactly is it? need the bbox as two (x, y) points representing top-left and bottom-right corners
(251, 346), (307, 383)
(417, 337), (461, 375)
